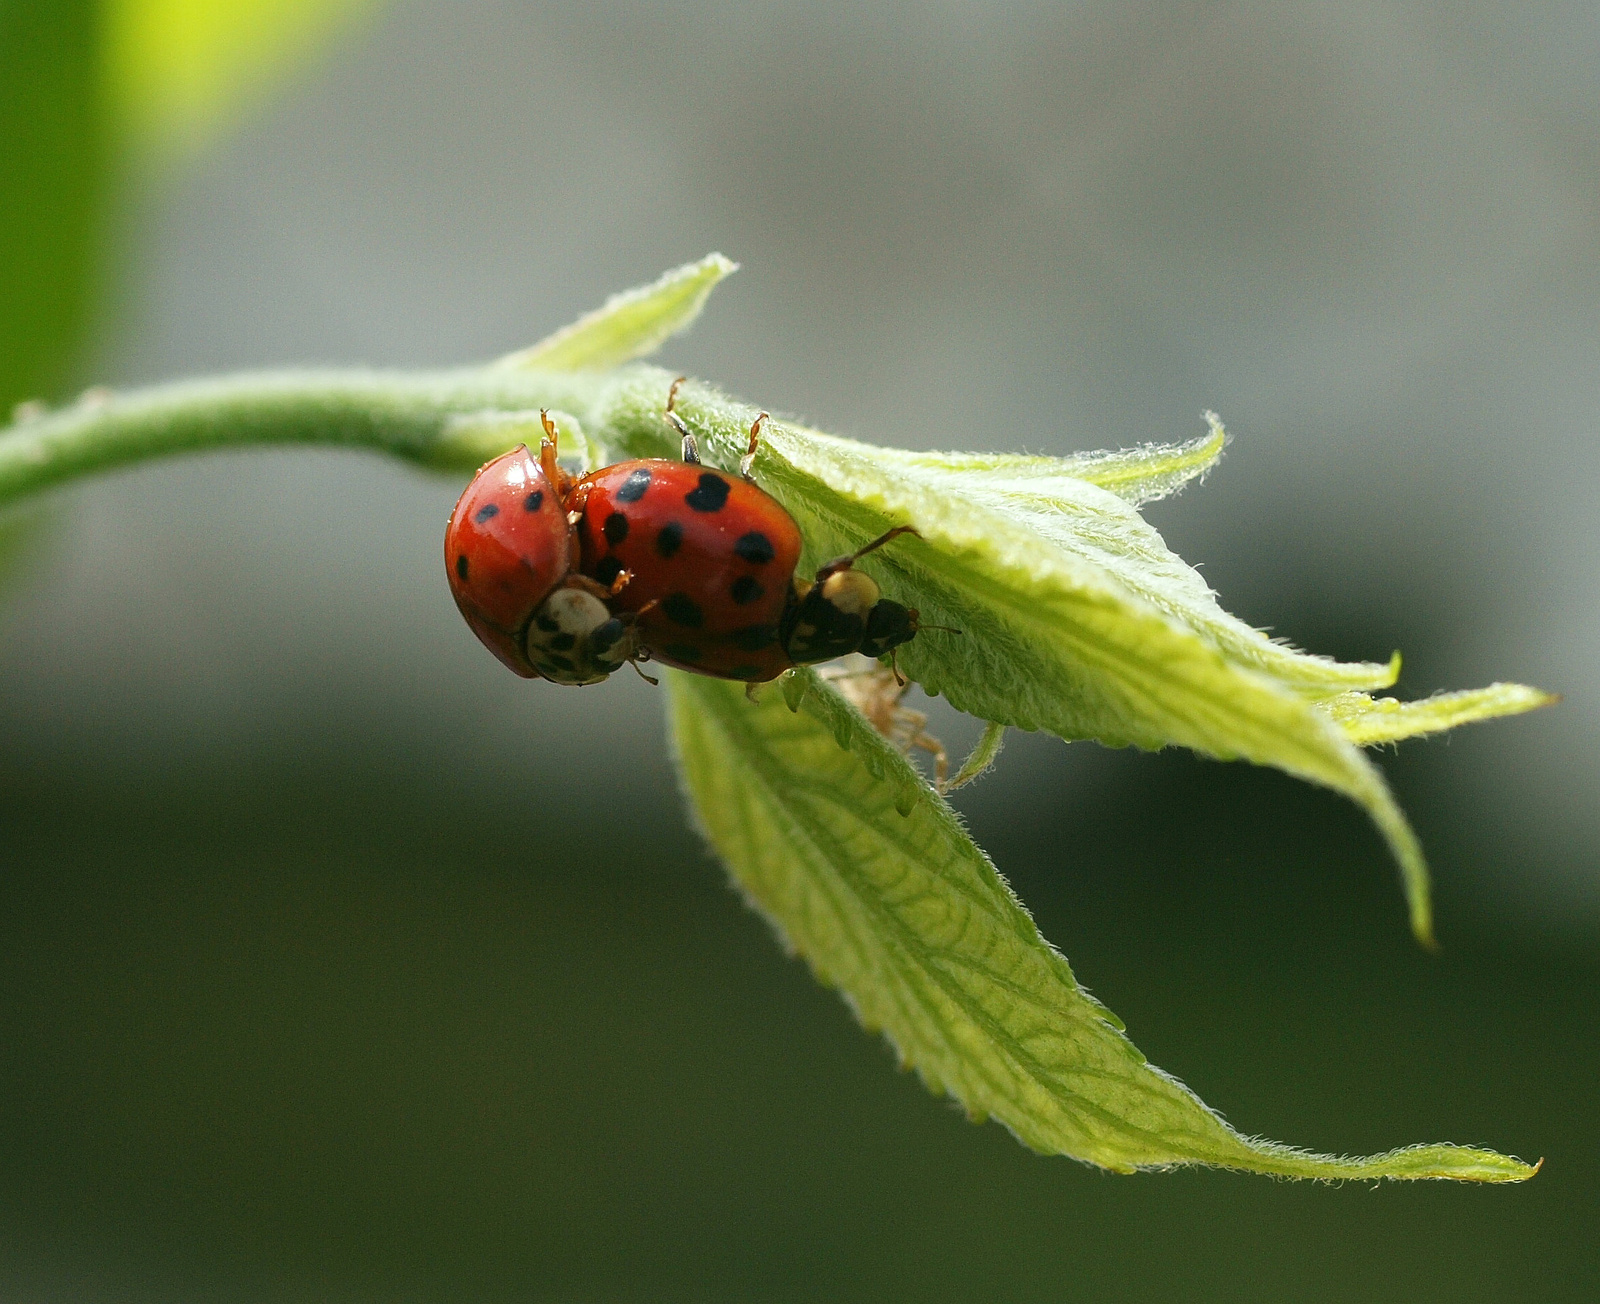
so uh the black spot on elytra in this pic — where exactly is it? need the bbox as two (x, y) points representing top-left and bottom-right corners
(455, 555), (469, 581)
(733, 531), (774, 564)
(474, 503), (500, 524)
(655, 521), (683, 558)
(660, 642), (702, 663)
(616, 468), (652, 502)
(603, 512), (630, 545)
(549, 633), (576, 652)
(593, 555), (624, 587)
(731, 624), (777, 651)
(685, 473), (730, 513)
(523, 490), (544, 512)
(730, 576), (764, 605)
(663, 593), (704, 627)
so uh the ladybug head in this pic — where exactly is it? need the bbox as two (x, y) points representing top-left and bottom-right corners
(859, 599), (919, 659)
(523, 584), (639, 686)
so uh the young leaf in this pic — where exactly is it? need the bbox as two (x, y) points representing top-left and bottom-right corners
(590, 370), (1481, 943)
(866, 410), (1228, 507)
(948, 720), (1007, 792)
(1324, 683), (1559, 747)
(499, 253), (738, 373)
(667, 667), (1536, 1182)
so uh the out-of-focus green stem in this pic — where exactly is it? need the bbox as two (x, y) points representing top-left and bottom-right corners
(0, 366), (717, 506)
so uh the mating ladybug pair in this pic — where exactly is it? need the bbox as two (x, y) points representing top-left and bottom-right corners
(445, 380), (925, 686)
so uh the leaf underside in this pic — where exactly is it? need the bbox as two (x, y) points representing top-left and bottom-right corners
(668, 668), (1536, 1182)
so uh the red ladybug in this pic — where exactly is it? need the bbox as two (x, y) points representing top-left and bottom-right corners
(445, 418), (639, 684)
(572, 380), (924, 683)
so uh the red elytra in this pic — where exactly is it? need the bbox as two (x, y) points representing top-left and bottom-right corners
(444, 444), (570, 678)
(443, 388), (927, 686)
(574, 458), (804, 681)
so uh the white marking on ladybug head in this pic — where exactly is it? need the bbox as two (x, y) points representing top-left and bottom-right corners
(820, 568), (881, 617)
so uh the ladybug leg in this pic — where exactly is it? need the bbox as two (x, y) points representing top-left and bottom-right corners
(563, 571), (632, 601)
(665, 376), (702, 465)
(739, 412), (769, 482)
(538, 410), (578, 499)
(916, 726), (950, 793)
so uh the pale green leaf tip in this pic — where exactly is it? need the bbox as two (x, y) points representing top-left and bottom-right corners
(1327, 681), (1558, 748)
(497, 253), (738, 372)
(948, 720), (1006, 792)
(1228, 1142), (1541, 1183)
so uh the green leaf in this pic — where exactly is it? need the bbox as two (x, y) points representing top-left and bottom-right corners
(1324, 683), (1559, 747)
(949, 720), (1007, 792)
(499, 254), (739, 373)
(869, 410), (1228, 507)
(592, 370), (1461, 942)
(666, 667), (1537, 1182)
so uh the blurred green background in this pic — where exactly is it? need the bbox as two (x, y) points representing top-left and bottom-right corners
(1, 2), (1595, 1299)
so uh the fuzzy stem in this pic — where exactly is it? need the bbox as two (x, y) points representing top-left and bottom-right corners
(0, 368), (637, 505)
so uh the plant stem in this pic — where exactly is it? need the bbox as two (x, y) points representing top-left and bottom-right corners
(0, 368), (601, 506)
(0, 364), (788, 512)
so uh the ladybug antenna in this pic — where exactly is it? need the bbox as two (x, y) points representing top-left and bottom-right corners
(664, 376), (701, 464)
(888, 648), (907, 687)
(822, 525), (920, 577)
(628, 658), (660, 687)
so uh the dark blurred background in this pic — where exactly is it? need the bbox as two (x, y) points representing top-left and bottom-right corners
(1, 2), (1595, 1300)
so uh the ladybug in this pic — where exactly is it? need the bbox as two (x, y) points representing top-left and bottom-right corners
(572, 379), (925, 682)
(445, 418), (641, 685)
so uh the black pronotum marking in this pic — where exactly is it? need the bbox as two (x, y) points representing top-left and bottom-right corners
(535, 612), (561, 633)
(455, 555), (469, 581)
(662, 593), (704, 627)
(523, 490), (544, 512)
(660, 642), (702, 663)
(782, 588), (866, 662)
(593, 555), (624, 587)
(545, 653), (576, 673)
(731, 624), (778, 651)
(655, 521), (683, 558)
(733, 531), (774, 564)
(549, 633), (576, 651)
(603, 512), (630, 545)
(615, 468), (652, 502)
(684, 473), (730, 513)
(730, 576), (764, 605)
(474, 503), (500, 524)
(589, 619), (627, 655)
